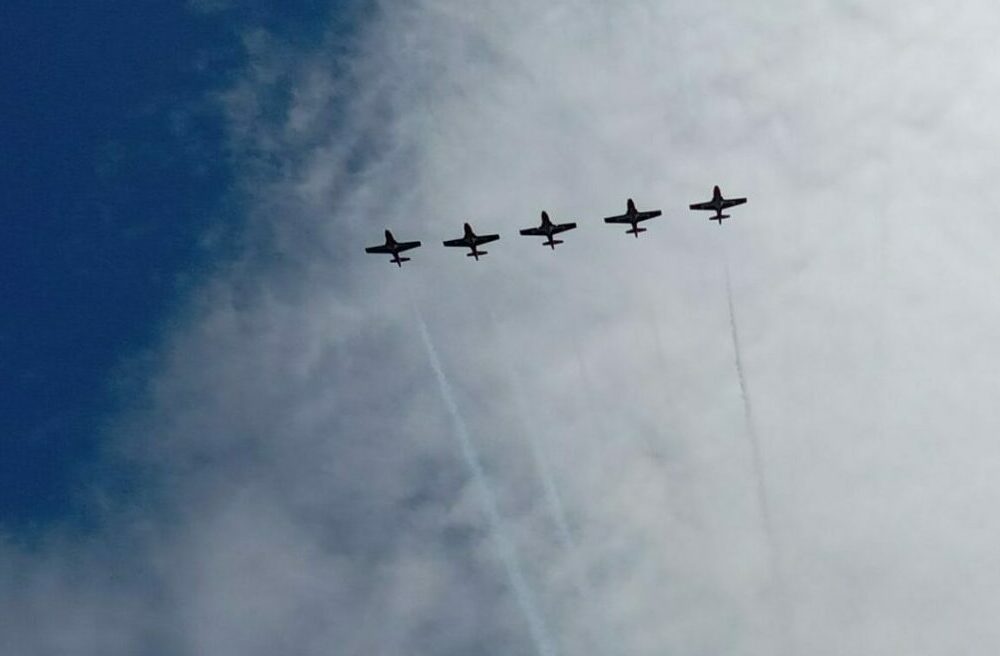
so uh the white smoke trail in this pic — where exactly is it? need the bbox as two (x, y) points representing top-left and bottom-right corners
(414, 310), (560, 656)
(486, 310), (580, 563)
(509, 380), (580, 561)
(484, 314), (627, 651)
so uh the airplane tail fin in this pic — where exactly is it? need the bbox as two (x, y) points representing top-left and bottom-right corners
(626, 227), (647, 237)
(712, 214), (730, 224)
(546, 239), (563, 249)
(467, 250), (486, 259)
(397, 256), (411, 265)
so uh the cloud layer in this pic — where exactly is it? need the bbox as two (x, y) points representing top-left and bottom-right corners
(7, 1), (1000, 654)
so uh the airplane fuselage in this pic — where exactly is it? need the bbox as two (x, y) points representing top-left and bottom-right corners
(603, 199), (659, 237)
(365, 229), (420, 267)
(690, 187), (744, 224)
(626, 211), (643, 236)
(444, 222), (500, 260)
(521, 212), (574, 249)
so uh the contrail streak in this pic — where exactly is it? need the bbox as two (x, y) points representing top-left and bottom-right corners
(415, 311), (560, 656)
(723, 259), (775, 538)
(484, 306), (623, 655)
(723, 255), (794, 654)
(486, 310), (589, 601)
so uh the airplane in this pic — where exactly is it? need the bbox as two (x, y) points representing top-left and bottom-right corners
(519, 211), (577, 249)
(603, 198), (663, 237)
(443, 222), (500, 261)
(365, 229), (422, 267)
(689, 185), (747, 224)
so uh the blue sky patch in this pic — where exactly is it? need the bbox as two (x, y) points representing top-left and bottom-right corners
(0, 1), (358, 531)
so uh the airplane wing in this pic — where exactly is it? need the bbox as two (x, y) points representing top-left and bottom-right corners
(365, 245), (392, 254)
(478, 234), (500, 244)
(688, 201), (714, 210)
(519, 227), (545, 236)
(552, 222), (577, 234)
(443, 238), (469, 247)
(635, 210), (661, 221)
(603, 214), (631, 224)
(721, 198), (747, 209)
(396, 240), (421, 252)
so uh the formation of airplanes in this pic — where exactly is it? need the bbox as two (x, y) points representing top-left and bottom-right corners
(365, 185), (747, 266)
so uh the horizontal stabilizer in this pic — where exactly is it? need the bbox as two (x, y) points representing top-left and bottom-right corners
(545, 239), (564, 246)
(467, 250), (487, 257)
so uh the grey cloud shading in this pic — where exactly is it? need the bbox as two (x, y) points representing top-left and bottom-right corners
(7, 0), (1000, 654)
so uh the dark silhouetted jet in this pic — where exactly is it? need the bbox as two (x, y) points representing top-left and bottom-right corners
(603, 198), (662, 237)
(365, 229), (422, 267)
(443, 222), (500, 261)
(519, 211), (577, 249)
(689, 185), (747, 224)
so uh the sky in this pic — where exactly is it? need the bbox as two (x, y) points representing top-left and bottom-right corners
(5, 1), (1000, 654)
(0, 0), (355, 527)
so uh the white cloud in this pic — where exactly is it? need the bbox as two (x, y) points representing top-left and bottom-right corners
(7, 1), (1000, 654)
